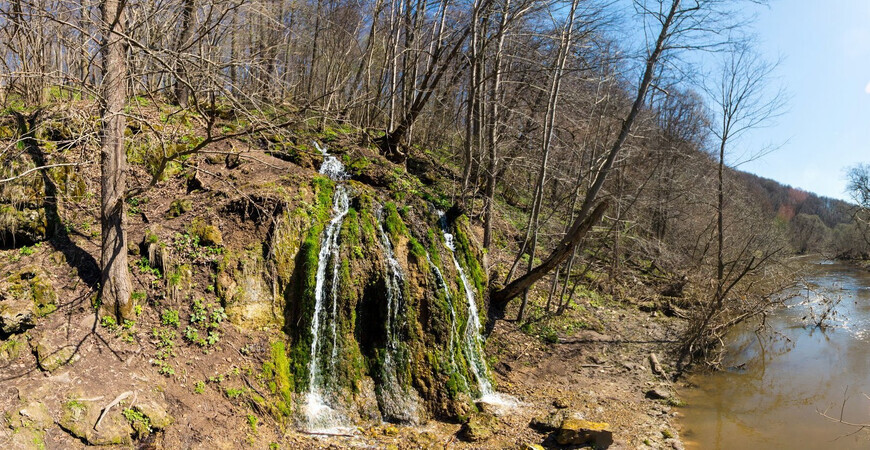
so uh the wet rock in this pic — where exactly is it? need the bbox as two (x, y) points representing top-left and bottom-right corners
(556, 418), (613, 448)
(645, 388), (671, 400)
(459, 413), (498, 442)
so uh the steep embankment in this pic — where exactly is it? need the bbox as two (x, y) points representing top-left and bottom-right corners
(1, 120), (686, 448)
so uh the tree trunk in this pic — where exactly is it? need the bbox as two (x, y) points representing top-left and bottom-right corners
(174, 0), (196, 107)
(491, 201), (608, 309)
(99, 0), (133, 320)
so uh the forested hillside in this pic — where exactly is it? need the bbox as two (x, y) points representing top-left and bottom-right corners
(1, 0), (869, 448)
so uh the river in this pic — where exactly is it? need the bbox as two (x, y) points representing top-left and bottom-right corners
(679, 260), (870, 449)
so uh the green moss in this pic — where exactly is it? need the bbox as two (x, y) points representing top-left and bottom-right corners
(452, 215), (487, 296)
(383, 202), (408, 240)
(167, 199), (191, 217)
(188, 219), (223, 246)
(122, 408), (151, 437)
(262, 341), (293, 415)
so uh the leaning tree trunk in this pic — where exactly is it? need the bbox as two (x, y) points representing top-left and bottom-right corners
(99, 0), (134, 320)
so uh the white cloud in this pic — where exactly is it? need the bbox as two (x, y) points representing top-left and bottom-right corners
(865, 81), (870, 94)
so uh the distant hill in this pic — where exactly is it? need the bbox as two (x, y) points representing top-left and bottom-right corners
(737, 171), (854, 227)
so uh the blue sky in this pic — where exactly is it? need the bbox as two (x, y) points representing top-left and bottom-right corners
(730, 0), (870, 201)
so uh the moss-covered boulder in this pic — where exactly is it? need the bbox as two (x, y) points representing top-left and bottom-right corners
(58, 397), (134, 446)
(0, 266), (57, 334)
(556, 418), (613, 447)
(459, 413), (499, 442)
(31, 334), (78, 372)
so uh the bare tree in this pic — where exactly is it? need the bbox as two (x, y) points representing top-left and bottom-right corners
(99, 0), (134, 319)
(677, 42), (786, 369)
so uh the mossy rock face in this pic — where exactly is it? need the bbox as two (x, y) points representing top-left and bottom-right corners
(58, 398), (134, 446)
(0, 205), (47, 248)
(9, 426), (46, 450)
(0, 266), (57, 334)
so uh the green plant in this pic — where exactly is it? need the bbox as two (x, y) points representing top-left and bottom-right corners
(667, 398), (687, 407)
(246, 414), (258, 434)
(184, 326), (203, 346)
(157, 362), (175, 376)
(225, 387), (245, 399)
(122, 408), (151, 437)
(19, 245), (35, 256)
(100, 315), (117, 330)
(161, 309), (180, 328)
(207, 331), (221, 346)
(127, 197), (147, 215)
(194, 380), (206, 394)
(135, 257), (161, 277)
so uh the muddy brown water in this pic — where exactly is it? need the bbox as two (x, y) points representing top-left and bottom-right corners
(679, 260), (870, 449)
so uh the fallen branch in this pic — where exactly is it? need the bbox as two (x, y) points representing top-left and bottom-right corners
(94, 391), (136, 430)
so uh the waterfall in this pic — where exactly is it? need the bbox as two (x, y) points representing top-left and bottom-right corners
(374, 212), (420, 423)
(439, 212), (518, 409)
(304, 143), (351, 432)
(442, 229), (494, 397)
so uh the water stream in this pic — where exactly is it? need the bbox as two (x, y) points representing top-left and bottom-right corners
(304, 143), (350, 432)
(680, 260), (870, 449)
(375, 214), (420, 423)
(442, 229), (494, 397)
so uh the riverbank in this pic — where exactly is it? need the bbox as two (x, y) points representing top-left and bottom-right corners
(675, 260), (870, 449)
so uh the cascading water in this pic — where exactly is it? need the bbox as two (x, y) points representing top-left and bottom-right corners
(442, 229), (494, 397)
(374, 213), (420, 423)
(439, 212), (518, 409)
(304, 143), (351, 432)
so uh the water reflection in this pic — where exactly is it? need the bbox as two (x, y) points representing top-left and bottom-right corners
(680, 261), (870, 449)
